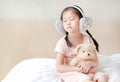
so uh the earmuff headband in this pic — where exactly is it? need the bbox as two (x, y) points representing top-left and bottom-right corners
(70, 5), (85, 17)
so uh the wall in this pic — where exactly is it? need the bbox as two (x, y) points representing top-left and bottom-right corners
(0, 20), (60, 80)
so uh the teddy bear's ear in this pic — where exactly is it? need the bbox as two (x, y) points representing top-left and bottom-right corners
(87, 43), (95, 51)
(75, 45), (80, 53)
(75, 44), (83, 53)
(90, 44), (95, 50)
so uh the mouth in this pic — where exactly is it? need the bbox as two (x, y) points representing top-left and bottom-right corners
(67, 26), (72, 29)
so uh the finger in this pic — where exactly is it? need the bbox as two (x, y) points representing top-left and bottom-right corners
(84, 69), (89, 73)
(77, 63), (81, 67)
(82, 67), (88, 73)
(81, 68), (86, 73)
(77, 65), (81, 67)
(79, 67), (83, 72)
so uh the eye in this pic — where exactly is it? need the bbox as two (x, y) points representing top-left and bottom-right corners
(70, 18), (74, 21)
(63, 19), (67, 23)
(82, 51), (85, 53)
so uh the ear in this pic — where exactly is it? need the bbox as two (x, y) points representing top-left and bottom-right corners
(76, 44), (83, 53)
(87, 43), (95, 51)
(76, 45), (80, 53)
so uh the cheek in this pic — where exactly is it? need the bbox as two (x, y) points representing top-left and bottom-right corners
(63, 23), (67, 29)
(73, 21), (80, 28)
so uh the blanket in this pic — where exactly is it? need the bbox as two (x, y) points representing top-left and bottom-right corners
(1, 53), (120, 82)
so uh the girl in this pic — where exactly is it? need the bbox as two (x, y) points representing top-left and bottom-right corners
(54, 5), (108, 82)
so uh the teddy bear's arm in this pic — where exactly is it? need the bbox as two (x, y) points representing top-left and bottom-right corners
(70, 57), (81, 66)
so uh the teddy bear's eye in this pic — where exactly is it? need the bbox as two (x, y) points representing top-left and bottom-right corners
(82, 51), (85, 53)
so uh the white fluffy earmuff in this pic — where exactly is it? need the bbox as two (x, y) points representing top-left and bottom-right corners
(55, 5), (92, 35)
(55, 19), (66, 35)
(80, 17), (92, 34)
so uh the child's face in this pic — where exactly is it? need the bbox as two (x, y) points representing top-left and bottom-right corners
(62, 10), (80, 34)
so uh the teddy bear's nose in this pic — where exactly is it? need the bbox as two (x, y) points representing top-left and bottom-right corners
(88, 53), (90, 56)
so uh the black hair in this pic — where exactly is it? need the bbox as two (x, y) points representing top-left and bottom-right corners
(60, 6), (83, 20)
(65, 32), (72, 47)
(86, 30), (99, 52)
(61, 6), (99, 52)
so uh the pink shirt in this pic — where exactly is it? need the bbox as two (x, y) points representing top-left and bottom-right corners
(54, 34), (95, 65)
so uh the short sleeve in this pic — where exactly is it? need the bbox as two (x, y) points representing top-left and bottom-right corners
(54, 37), (66, 55)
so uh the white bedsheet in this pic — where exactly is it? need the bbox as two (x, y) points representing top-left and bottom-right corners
(1, 53), (120, 82)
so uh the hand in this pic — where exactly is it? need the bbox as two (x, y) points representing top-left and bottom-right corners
(77, 61), (93, 73)
(75, 65), (83, 72)
(75, 65), (88, 73)
(74, 61), (86, 73)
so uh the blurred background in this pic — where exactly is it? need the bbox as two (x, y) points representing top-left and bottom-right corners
(0, 0), (120, 81)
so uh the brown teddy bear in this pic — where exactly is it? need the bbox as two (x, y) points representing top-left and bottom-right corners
(70, 43), (98, 78)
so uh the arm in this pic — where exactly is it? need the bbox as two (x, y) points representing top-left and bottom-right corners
(56, 52), (80, 73)
(70, 57), (81, 66)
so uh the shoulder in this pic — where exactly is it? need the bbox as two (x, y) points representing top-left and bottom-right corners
(55, 36), (67, 50)
(83, 33), (91, 43)
(56, 36), (66, 45)
(54, 36), (67, 54)
(83, 33), (96, 49)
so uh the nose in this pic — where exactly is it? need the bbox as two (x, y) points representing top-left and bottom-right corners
(66, 20), (71, 25)
(88, 53), (90, 56)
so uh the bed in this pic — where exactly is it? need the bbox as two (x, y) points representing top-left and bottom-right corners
(1, 53), (120, 82)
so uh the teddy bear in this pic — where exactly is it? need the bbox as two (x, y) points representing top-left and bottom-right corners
(70, 43), (98, 78)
